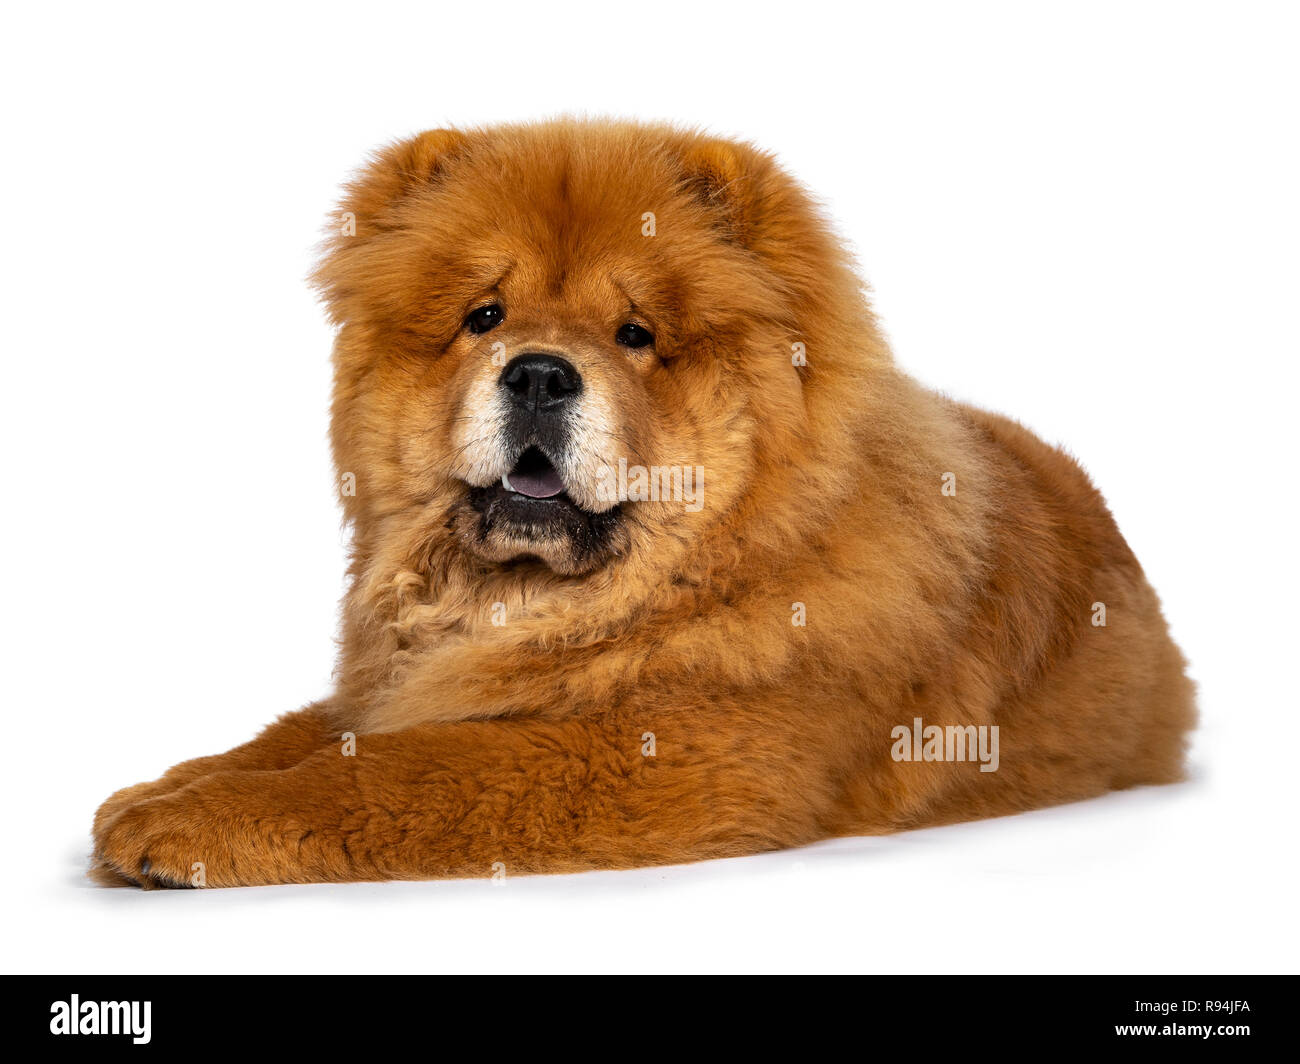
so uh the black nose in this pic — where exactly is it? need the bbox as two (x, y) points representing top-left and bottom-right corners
(500, 354), (582, 412)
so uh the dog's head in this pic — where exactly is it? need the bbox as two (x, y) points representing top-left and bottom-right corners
(314, 120), (876, 588)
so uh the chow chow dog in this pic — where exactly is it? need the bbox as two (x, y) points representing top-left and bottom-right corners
(91, 119), (1195, 887)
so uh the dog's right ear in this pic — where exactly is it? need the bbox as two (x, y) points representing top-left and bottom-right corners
(340, 128), (470, 234)
(313, 129), (471, 326)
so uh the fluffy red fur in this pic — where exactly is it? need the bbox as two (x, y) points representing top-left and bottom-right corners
(91, 119), (1195, 887)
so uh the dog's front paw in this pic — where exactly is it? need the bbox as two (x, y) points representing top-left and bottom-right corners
(92, 780), (175, 841)
(95, 789), (235, 889)
(91, 778), (203, 885)
(93, 775), (328, 888)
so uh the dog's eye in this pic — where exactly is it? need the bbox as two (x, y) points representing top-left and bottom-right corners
(465, 304), (505, 334)
(616, 323), (654, 349)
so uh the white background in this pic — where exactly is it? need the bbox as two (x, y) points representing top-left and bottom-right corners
(1, 1), (1296, 974)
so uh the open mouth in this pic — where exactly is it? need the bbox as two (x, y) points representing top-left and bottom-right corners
(469, 446), (591, 527)
(502, 447), (566, 499)
(457, 446), (626, 573)
(464, 444), (622, 555)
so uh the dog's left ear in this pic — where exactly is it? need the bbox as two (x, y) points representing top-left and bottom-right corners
(676, 138), (762, 245)
(673, 135), (853, 324)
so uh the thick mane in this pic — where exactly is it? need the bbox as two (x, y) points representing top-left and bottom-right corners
(314, 120), (992, 734)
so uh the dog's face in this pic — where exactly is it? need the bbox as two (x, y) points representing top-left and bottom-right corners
(316, 122), (847, 582)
